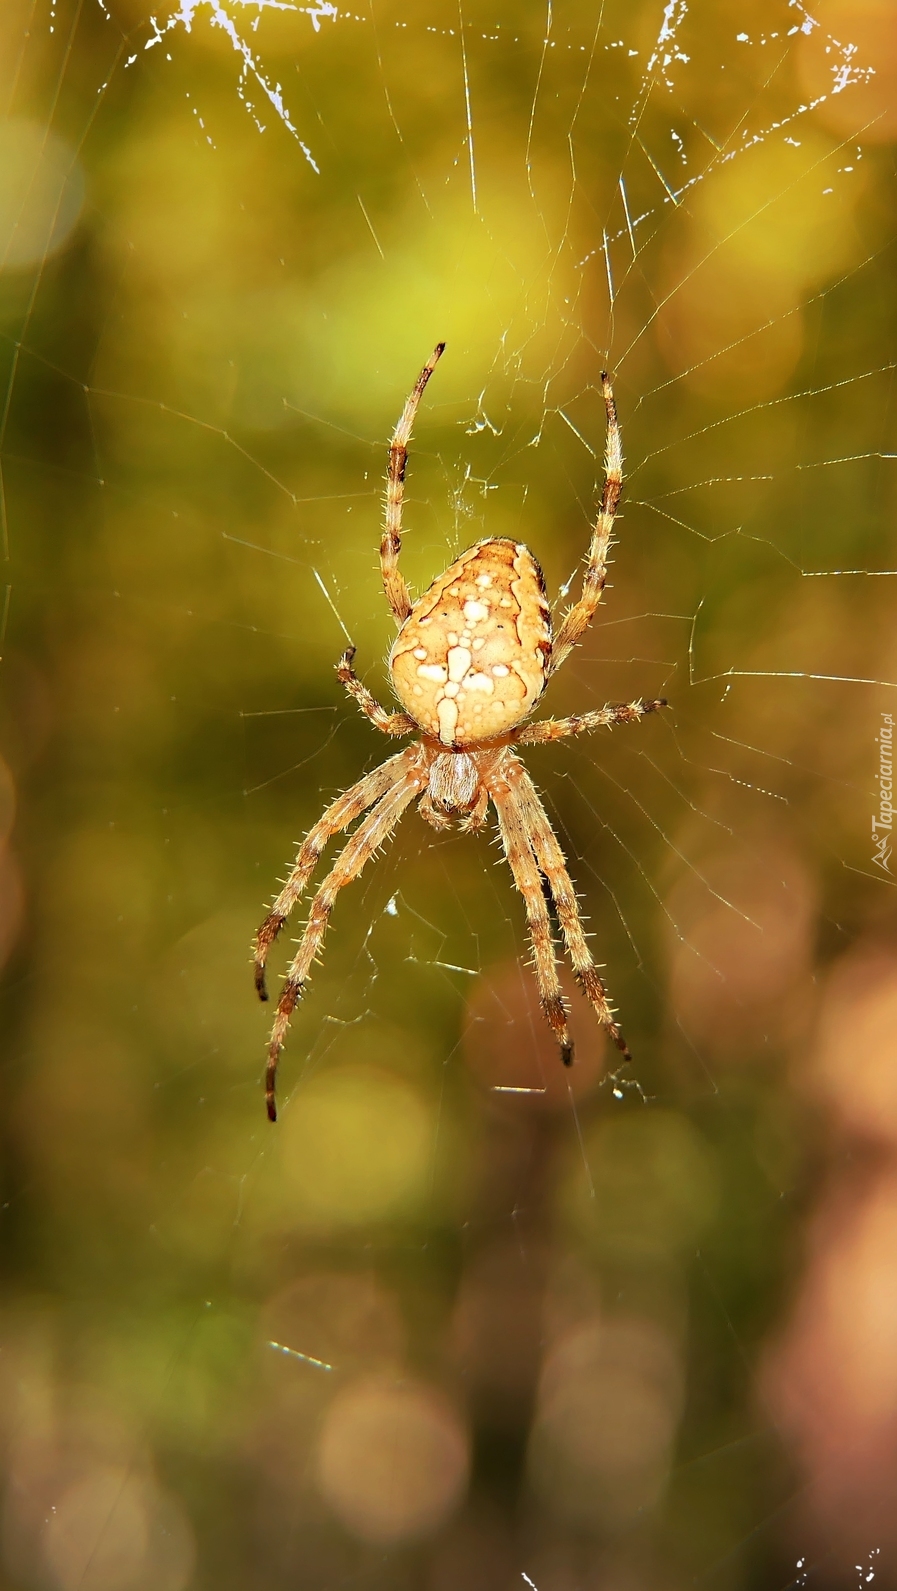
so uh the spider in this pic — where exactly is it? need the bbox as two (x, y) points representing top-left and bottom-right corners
(253, 344), (667, 1120)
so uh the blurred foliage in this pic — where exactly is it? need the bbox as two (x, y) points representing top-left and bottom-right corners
(1, 0), (896, 1587)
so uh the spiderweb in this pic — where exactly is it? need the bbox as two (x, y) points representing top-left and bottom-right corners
(1, 0), (896, 1587)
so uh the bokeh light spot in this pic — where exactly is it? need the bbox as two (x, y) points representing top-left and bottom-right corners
(666, 840), (816, 1055)
(810, 949), (897, 1143)
(315, 1375), (469, 1544)
(41, 1467), (194, 1591)
(280, 1064), (433, 1225)
(0, 119), (84, 271)
(528, 1316), (683, 1531)
(565, 1109), (718, 1261)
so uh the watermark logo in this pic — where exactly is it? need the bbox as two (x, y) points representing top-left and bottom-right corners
(872, 712), (893, 874)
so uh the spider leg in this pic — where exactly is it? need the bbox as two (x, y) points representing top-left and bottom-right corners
(265, 766), (424, 1120)
(505, 758), (632, 1063)
(515, 698), (667, 745)
(337, 647), (417, 736)
(253, 747), (417, 1000)
(491, 775), (573, 1066)
(382, 343), (445, 624)
(549, 373), (621, 678)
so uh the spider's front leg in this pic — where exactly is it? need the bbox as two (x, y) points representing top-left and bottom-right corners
(491, 772), (574, 1065)
(253, 748), (415, 1000)
(265, 765), (424, 1120)
(506, 758), (632, 1063)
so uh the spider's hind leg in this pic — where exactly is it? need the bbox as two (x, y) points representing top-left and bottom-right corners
(381, 343), (445, 624)
(548, 373), (622, 678)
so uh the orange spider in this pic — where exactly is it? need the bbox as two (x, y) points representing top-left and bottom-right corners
(254, 345), (667, 1119)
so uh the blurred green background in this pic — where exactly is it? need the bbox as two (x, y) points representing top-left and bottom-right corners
(1, 0), (897, 1587)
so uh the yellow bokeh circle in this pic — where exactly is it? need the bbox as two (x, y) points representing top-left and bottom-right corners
(280, 1064), (433, 1226)
(0, 119), (84, 270)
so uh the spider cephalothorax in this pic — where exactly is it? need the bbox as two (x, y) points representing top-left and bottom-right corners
(254, 345), (667, 1119)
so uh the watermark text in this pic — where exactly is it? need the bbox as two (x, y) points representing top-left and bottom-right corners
(872, 712), (893, 873)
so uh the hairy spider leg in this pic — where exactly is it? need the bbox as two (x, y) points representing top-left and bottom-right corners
(253, 747), (417, 999)
(381, 342), (445, 624)
(549, 374), (622, 677)
(492, 770), (573, 1065)
(507, 757), (632, 1062)
(515, 697), (667, 745)
(337, 646), (416, 736)
(264, 765), (424, 1120)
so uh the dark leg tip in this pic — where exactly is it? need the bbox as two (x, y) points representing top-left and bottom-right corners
(562, 1043), (574, 1067)
(266, 1097), (277, 1123)
(254, 970), (269, 1001)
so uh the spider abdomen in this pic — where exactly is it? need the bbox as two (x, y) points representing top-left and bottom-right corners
(389, 538), (552, 747)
